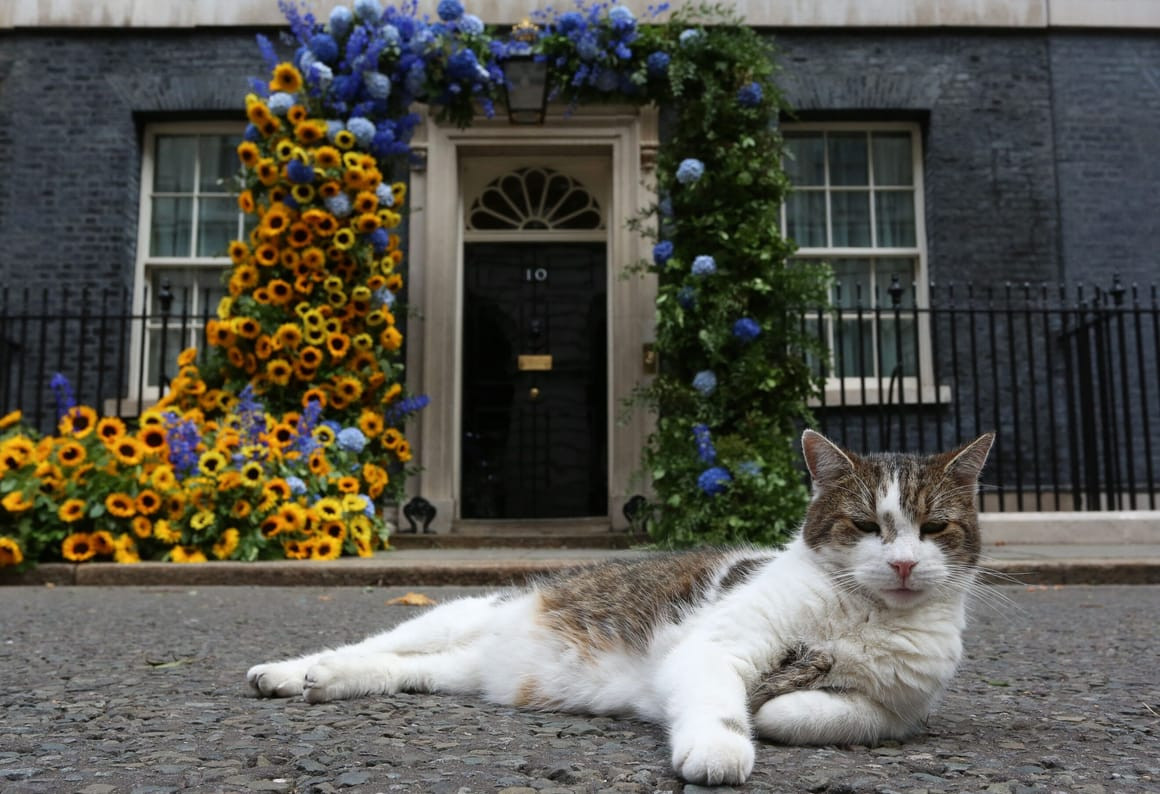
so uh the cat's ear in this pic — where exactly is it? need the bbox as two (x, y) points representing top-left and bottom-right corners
(802, 429), (858, 488)
(942, 432), (995, 483)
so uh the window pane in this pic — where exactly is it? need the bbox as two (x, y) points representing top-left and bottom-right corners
(836, 318), (874, 378)
(878, 317), (917, 377)
(154, 136), (197, 192)
(871, 132), (913, 186)
(827, 133), (868, 186)
(830, 191), (871, 247)
(875, 191), (916, 247)
(785, 191), (826, 247)
(829, 258), (872, 305)
(149, 268), (226, 316)
(199, 135), (240, 193)
(149, 197), (193, 256)
(197, 197), (238, 257)
(784, 133), (825, 186)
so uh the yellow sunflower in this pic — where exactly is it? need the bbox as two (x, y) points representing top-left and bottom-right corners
(153, 519), (182, 544)
(56, 440), (86, 467)
(105, 492), (136, 518)
(91, 530), (116, 557)
(62, 533), (97, 562)
(198, 450), (228, 478)
(131, 515), (153, 539)
(307, 537), (343, 561)
(0, 537), (25, 567)
(269, 62), (303, 93)
(58, 405), (97, 438)
(313, 497), (343, 522)
(2, 491), (33, 513)
(190, 510), (216, 531)
(0, 410), (22, 431)
(58, 498), (86, 523)
(213, 528), (240, 560)
(96, 416), (126, 444)
(114, 534), (140, 564)
(170, 546), (208, 564)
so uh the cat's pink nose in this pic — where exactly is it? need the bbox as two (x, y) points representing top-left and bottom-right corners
(890, 560), (917, 582)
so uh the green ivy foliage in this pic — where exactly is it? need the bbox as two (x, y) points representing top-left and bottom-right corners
(627, 6), (831, 547)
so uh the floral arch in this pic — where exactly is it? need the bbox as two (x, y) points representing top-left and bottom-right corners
(0, 0), (829, 569)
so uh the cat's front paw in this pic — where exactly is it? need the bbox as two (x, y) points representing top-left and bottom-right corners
(247, 660), (309, 698)
(671, 724), (755, 785)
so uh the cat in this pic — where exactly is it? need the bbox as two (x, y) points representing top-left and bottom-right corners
(247, 429), (994, 786)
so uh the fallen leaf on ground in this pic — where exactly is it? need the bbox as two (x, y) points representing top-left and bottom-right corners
(386, 592), (437, 606)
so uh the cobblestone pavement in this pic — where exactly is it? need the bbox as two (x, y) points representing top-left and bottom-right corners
(2, 584), (1157, 793)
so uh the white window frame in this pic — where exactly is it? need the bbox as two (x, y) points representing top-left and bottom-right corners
(124, 121), (245, 410)
(781, 121), (947, 406)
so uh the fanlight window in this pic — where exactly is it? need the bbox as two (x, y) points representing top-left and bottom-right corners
(467, 167), (603, 231)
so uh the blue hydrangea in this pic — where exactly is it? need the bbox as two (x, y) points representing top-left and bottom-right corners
(309, 33), (339, 64)
(337, 427), (368, 454)
(557, 11), (585, 34)
(676, 158), (705, 185)
(646, 51), (670, 78)
(325, 120), (345, 142)
(346, 116), (376, 146)
(693, 423), (716, 463)
(595, 68), (619, 92)
(577, 33), (600, 61)
(311, 62), (334, 86)
(679, 28), (704, 47)
(368, 228), (390, 252)
(677, 286), (696, 309)
(375, 182), (396, 207)
(458, 13), (484, 35)
(405, 62), (427, 95)
(325, 193), (352, 218)
(732, 317), (761, 342)
(653, 240), (674, 267)
(50, 372), (76, 419)
(691, 255), (716, 276)
(373, 286), (397, 308)
(267, 92), (295, 115)
(286, 475), (308, 495)
(437, 0), (464, 21)
(698, 466), (732, 496)
(353, 0), (382, 21)
(328, 5), (354, 38)
(243, 124), (261, 142)
(692, 370), (717, 395)
(364, 71), (391, 99)
(286, 159), (315, 184)
(379, 23), (401, 49)
(608, 5), (636, 31)
(737, 81), (763, 108)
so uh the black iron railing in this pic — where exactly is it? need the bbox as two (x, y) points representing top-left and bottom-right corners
(2, 278), (1157, 512)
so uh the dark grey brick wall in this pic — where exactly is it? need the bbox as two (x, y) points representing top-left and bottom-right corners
(773, 31), (1062, 288)
(0, 31), (268, 296)
(1050, 33), (1160, 289)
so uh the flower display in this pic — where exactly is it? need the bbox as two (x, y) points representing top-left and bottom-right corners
(736, 81), (763, 108)
(675, 158), (705, 185)
(732, 317), (761, 342)
(692, 370), (717, 395)
(697, 466), (731, 495)
(691, 255), (716, 276)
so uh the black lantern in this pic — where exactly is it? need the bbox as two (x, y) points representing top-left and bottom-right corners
(501, 19), (548, 124)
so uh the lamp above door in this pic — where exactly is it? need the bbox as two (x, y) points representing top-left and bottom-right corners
(501, 19), (548, 124)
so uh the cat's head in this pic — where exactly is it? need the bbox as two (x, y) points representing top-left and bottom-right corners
(799, 429), (994, 607)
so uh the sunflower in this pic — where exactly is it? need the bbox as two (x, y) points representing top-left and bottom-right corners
(164, 492), (187, 520)
(267, 279), (294, 304)
(171, 546), (208, 564)
(231, 499), (253, 519)
(259, 204), (294, 239)
(207, 318), (238, 347)
(295, 120), (327, 145)
(308, 448), (331, 477)
(397, 440), (413, 463)
(58, 498), (86, 523)
(354, 536), (375, 558)
(312, 425), (336, 447)
(262, 477), (292, 503)
(382, 428), (403, 450)
(283, 538), (310, 559)
(337, 476), (361, 495)
(0, 537), (24, 567)
(197, 450), (227, 478)
(58, 405), (97, 438)
(62, 533), (97, 562)
(238, 190), (256, 214)
(269, 62), (303, 93)
(313, 497), (343, 522)
(114, 534), (140, 564)
(153, 519), (182, 544)
(111, 437), (145, 467)
(274, 138), (298, 161)
(236, 141), (261, 168)
(91, 530), (116, 556)
(321, 521), (346, 541)
(288, 104), (309, 124)
(213, 528), (240, 560)
(391, 182), (407, 204)
(232, 316), (261, 340)
(266, 359), (293, 386)
(0, 410), (22, 431)
(131, 515), (153, 539)
(95, 416), (126, 444)
(333, 129), (356, 149)
(256, 158), (280, 186)
(105, 492), (136, 518)
(276, 503), (307, 533)
(307, 537), (343, 561)
(327, 332), (351, 360)
(380, 326), (403, 352)
(333, 376), (362, 403)
(351, 413), (382, 441)
(56, 440), (86, 466)
(190, 510), (216, 531)
(2, 491), (33, 513)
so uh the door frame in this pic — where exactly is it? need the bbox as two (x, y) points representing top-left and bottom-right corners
(405, 103), (658, 531)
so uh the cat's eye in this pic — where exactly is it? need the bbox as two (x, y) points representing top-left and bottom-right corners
(920, 521), (949, 535)
(852, 520), (880, 534)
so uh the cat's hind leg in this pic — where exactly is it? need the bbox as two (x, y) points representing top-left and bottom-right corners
(753, 689), (913, 746)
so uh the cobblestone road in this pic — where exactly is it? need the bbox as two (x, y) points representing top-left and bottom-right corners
(2, 584), (1157, 793)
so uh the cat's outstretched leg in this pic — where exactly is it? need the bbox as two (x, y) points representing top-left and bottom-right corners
(247, 594), (507, 698)
(301, 644), (485, 703)
(753, 689), (911, 746)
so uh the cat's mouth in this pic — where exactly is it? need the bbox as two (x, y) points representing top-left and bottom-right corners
(882, 587), (923, 600)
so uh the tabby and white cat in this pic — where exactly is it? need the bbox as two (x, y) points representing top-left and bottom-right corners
(248, 429), (994, 785)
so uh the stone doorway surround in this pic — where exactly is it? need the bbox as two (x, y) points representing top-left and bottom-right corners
(403, 104), (659, 533)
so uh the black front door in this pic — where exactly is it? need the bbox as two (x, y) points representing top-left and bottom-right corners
(461, 242), (607, 519)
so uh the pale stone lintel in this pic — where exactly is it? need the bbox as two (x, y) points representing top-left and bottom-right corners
(4, 0), (1158, 30)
